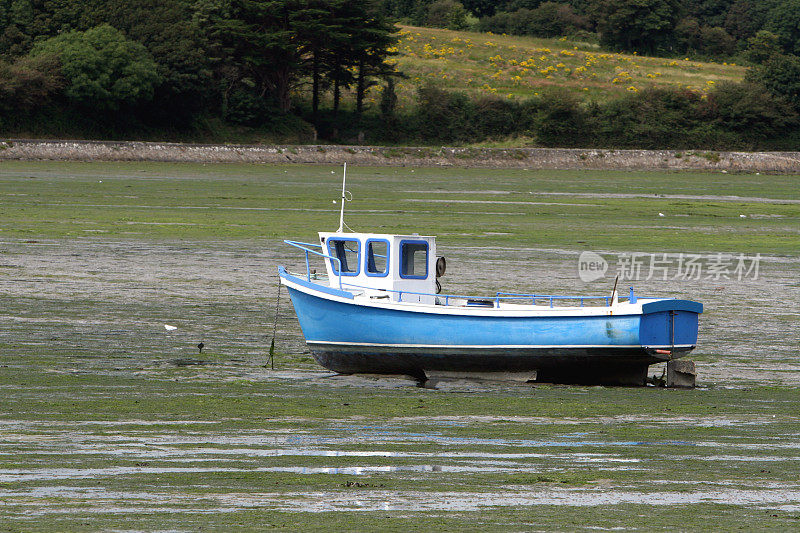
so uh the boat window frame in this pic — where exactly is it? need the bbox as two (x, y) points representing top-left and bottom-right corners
(399, 239), (429, 280)
(326, 238), (361, 277)
(364, 238), (390, 277)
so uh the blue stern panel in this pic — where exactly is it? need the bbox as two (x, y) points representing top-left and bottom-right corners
(639, 301), (702, 348)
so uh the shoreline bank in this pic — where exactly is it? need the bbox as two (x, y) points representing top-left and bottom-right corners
(1, 139), (799, 173)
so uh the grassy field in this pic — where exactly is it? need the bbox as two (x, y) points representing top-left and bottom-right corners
(362, 25), (748, 110)
(1, 162), (799, 530)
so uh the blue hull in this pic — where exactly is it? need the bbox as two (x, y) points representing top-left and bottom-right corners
(280, 270), (701, 385)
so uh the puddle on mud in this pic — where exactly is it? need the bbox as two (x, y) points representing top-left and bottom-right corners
(406, 198), (601, 207)
(529, 191), (800, 204)
(385, 414), (798, 428)
(0, 437), (648, 463)
(240, 487), (800, 512)
(404, 189), (513, 195)
(170, 358), (208, 367)
(6, 487), (800, 515)
(404, 190), (800, 205)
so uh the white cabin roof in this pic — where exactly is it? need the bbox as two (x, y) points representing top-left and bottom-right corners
(319, 231), (435, 240)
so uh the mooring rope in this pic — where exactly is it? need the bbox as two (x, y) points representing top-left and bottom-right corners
(268, 278), (282, 370)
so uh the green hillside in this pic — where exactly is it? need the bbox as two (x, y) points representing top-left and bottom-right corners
(378, 25), (747, 111)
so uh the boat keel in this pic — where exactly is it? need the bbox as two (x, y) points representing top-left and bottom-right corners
(309, 345), (687, 386)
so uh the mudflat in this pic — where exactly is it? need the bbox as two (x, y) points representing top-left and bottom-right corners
(1, 162), (798, 530)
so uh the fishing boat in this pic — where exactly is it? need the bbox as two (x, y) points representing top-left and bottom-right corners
(278, 167), (702, 386)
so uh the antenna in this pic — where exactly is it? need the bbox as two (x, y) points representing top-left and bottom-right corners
(337, 163), (351, 232)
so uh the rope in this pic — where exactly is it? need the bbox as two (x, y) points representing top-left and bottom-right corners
(341, 189), (355, 232)
(268, 277), (282, 370)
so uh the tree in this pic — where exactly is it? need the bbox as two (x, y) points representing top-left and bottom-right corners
(675, 16), (702, 52)
(99, 1), (214, 122)
(426, 0), (469, 30)
(0, 53), (62, 112)
(461, 0), (502, 17)
(535, 91), (589, 147)
(525, 2), (587, 37)
(747, 53), (800, 109)
(379, 75), (400, 140)
(594, 0), (683, 55)
(205, 0), (308, 113)
(203, 0), (396, 121)
(0, 0), (106, 58)
(292, 0), (344, 121)
(0, 0), (208, 123)
(380, 0), (423, 19)
(415, 84), (475, 142)
(686, 0), (735, 28)
(764, 0), (800, 56)
(724, 0), (776, 41)
(744, 30), (782, 64)
(706, 82), (796, 139)
(347, 0), (398, 116)
(589, 88), (703, 148)
(699, 26), (735, 56)
(29, 24), (160, 110)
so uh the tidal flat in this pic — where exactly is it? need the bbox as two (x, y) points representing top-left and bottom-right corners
(1, 162), (799, 530)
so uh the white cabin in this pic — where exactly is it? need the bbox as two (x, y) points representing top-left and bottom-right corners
(319, 232), (437, 304)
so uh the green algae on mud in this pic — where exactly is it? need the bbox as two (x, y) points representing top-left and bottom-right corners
(1, 161), (798, 253)
(3, 355), (800, 527)
(3, 365), (800, 530)
(1, 161), (799, 530)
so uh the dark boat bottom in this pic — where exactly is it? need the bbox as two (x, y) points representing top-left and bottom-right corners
(310, 346), (694, 387)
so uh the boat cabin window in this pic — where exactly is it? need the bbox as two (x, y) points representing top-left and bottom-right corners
(400, 240), (428, 279)
(365, 239), (389, 276)
(327, 238), (360, 276)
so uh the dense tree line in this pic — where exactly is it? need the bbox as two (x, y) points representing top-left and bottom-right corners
(0, 0), (397, 136)
(404, 83), (798, 149)
(0, 0), (799, 149)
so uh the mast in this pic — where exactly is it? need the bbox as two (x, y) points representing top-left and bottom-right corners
(337, 162), (347, 232)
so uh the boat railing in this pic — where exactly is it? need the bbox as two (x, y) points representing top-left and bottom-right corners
(284, 240), (637, 307)
(334, 282), (631, 308)
(495, 292), (608, 308)
(283, 240), (344, 290)
(494, 287), (638, 307)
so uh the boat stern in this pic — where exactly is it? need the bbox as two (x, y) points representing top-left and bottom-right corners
(639, 299), (703, 359)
